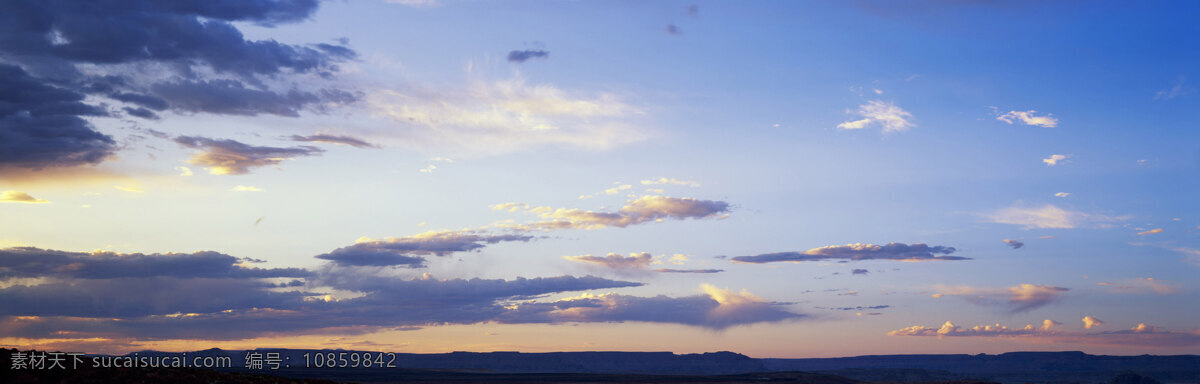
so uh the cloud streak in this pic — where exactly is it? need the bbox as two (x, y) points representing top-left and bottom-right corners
(731, 243), (966, 264)
(933, 284), (1069, 313)
(494, 195), (730, 231)
(173, 136), (323, 175)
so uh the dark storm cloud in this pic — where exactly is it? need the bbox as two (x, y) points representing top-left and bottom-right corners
(0, 245), (800, 341)
(0, 0), (347, 75)
(731, 243), (967, 264)
(173, 135), (323, 175)
(0, 247), (309, 280)
(0, 0), (357, 171)
(0, 64), (116, 169)
(507, 49), (549, 63)
(122, 106), (159, 119)
(288, 134), (378, 148)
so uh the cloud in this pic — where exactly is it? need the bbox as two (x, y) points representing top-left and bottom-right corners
(231, 185), (263, 192)
(173, 136), (323, 175)
(851, 269), (870, 275)
(151, 80), (357, 117)
(0, 191), (49, 204)
(889, 320), (1200, 348)
(1137, 228), (1163, 235)
(385, 0), (440, 7)
(1097, 278), (1178, 295)
(0, 65), (116, 171)
(0, 247), (308, 280)
(1083, 316), (1105, 329)
(495, 195), (731, 231)
(640, 178), (701, 187)
(0, 245), (690, 342)
(665, 24), (683, 35)
(176, 166), (194, 176)
(983, 203), (1124, 230)
(819, 305), (889, 311)
(1003, 239), (1024, 249)
(368, 77), (645, 155)
(1042, 154), (1069, 166)
(731, 243), (966, 264)
(1054, 192), (1070, 197)
(0, 0), (357, 173)
(507, 50), (550, 63)
(314, 229), (533, 267)
(933, 284), (1069, 313)
(578, 184), (632, 199)
(564, 253), (653, 270)
(653, 268), (724, 274)
(836, 100), (915, 133)
(1154, 78), (1192, 100)
(288, 134), (378, 148)
(498, 284), (804, 330)
(996, 110), (1058, 128)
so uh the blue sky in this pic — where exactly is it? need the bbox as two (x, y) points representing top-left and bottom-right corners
(0, 0), (1198, 357)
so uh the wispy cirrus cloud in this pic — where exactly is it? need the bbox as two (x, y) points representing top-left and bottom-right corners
(731, 243), (966, 264)
(368, 76), (646, 155)
(933, 284), (1069, 313)
(173, 136), (323, 175)
(288, 134), (378, 148)
(836, 100), (915, 133)
(493, 195), (730, 231)
(983, 203), (1125, 230)
(565, 252), (725, 274)
(1097, 278), (1178, 295)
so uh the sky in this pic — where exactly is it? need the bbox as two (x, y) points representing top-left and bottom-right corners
(1, 0), (1198, 358)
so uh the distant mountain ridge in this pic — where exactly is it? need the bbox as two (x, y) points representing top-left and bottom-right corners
(124, 349), (1199, 383)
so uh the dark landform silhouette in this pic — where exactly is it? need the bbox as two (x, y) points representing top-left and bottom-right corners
(3, 348), (1194, 384)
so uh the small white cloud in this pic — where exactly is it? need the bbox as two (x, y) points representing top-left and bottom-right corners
(997, 110), (1058, 128)
(114, 186), (143, 193)
(1082, 315), (1104, 329)
(176, 166), (193, 176)
(1136, 228), (1163, 236)
(1042, 154), (1069, 166)
(1054, 192), (1071, 198)
(837, 100), (915, 133)
(231, 186), (264, 192)
(419, 164), (437, 173)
